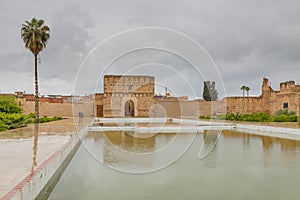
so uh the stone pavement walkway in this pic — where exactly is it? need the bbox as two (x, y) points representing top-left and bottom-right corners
(0, 118), (91, 199)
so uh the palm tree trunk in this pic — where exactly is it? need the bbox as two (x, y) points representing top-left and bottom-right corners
(32, 54), (39, 172)
(34, 54), (39, 124)
(32, 126), (39, 172)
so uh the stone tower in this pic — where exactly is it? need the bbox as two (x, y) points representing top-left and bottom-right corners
(261, 78), (272, 113)
(103, 75), (155, 117)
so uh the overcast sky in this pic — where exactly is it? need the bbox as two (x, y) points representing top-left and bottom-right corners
(0, 0), (299, 99)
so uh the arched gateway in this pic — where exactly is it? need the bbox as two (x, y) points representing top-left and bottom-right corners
(124, 100), (134, 117)
(95, 75), (155, 117)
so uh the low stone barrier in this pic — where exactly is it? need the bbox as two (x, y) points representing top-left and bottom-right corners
(1, 126), (88, 200)
(235, 124), (300, 141)
(93, 117), (168, 124)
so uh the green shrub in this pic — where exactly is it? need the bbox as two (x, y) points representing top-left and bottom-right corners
(0, 96), (26, 131)
(298, 117), (300, 125)
(275, 109), (296, 116)
(0, 112), (29, 129)
(216, 113), (246, 121)
(241, 112), (274, 122)
(53, 116), (63, 120)
(289, 115), (297, 122)
(216, 114), (226, 120)
(215, 112), (298, 122)
(232, 113), (242, 121)
(274, 114), (288, 122)
(274, 115), (297, 122)
(216, 113), (240, 121)
(0, 99), (22, 113)
(28, 113), (35, 118)
(0, 121), (9, 131)
(199, 115), (211, 119)
(217, 111), (299, 123)
(38, 116), (63, 123)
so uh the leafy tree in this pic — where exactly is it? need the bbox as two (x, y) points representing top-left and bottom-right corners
(21, 18), (50, 124)
(203, 81), (211, 101)
(203, 81), (218, 101)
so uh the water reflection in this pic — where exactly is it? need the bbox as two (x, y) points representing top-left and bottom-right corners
(222, 130), (300, 153)
(49, 130), (300, 200)
(84, 131), (193, 173)
(86, 131), (176, 153)
(102, 131), (157, 170)
(198, 130), (220, 159)
(83, 130), (300, 173)
(262, 136), (300, 167)
(222, 130), (300, 168)
(103, 131), (157, 153)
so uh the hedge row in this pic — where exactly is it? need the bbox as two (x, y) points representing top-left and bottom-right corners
(200, 111), (299, 123)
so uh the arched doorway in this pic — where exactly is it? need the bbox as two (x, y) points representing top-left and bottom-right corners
(124, 100), (134, 117)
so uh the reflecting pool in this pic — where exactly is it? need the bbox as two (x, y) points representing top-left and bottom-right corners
(48, 131), (300, 200)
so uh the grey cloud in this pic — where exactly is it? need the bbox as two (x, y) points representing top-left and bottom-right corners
(41, 5), (95, 77)
(0, 0), (299, 97)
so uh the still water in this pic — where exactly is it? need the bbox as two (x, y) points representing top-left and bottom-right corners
(49, 131), (300, 200)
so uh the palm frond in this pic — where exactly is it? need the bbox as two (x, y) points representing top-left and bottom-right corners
(21, 18), (50, 55)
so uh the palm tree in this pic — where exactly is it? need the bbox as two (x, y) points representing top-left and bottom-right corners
(21, 18), (50, 124)
(240, 85), (246, 97)
(245, 86), (250, 97)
